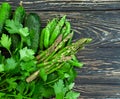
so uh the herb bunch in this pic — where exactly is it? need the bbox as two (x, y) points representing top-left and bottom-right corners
(0, 2), (92, 99)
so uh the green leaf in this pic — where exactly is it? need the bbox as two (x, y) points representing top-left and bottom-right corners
(19, 47), (35, 61)
(4, 57), (17, 71)
(20, 60), (37, 72)
(0, 92), (5, 98)
(0, 34), (11, 50)
(6, 78), (17, 91)
(19, 27), (29, 37)
(53, 80), (67, 99)
(68, 83), (75, 90)
(16, 82), (26, 94)
(0, 64), (4, 72)
(5, 19), (22, 34)
(17, 93), (23, 99)
(65, 91), (80, 99)
(39, 68), (47, 81)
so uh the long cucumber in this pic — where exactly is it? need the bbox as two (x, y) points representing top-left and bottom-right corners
(0, 3), (11, 35)
(25, 13), (41, 53)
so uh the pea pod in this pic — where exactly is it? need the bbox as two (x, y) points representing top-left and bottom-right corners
(44, 27), (50, 48)
(40, 28), (45, 50)
(0, 3), (11, 35)
(63, 21), (71, 38)
(46, 18), (58, 33)
(49, 16), (66, 46)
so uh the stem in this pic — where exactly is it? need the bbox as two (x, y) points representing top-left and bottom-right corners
(6, 94), (32, 99)
(20, 37), (23, 49)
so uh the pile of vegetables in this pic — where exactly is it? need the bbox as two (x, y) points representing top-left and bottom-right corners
(0, 2), (92, 99)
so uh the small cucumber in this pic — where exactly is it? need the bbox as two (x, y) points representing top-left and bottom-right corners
(25, 13), (41, 53)
(13, 5), (25, 23)
(0, 3), (11, 35)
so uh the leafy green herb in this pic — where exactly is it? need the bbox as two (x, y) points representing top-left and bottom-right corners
(4, 57), (17, 71)
(19, 47), (35, 61)
(0, 34), (11, 51)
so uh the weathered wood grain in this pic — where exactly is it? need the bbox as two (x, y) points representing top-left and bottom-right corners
(76, 48), (120, 74)
(1, 1), (120, 98)
(0, 0), (120, 11)
(75, 47), (120, 98)
(74, 84), (120, 99)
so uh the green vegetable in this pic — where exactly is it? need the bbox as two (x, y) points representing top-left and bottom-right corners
(0, 2), (11, 35)
(49, 16), (66, 46)
(13, 5), (25, 23)
(39, 28), (45, 50)
(0, 2), (92, 99)
(43, 27), (50, 48)
(25, 13), (41, 53)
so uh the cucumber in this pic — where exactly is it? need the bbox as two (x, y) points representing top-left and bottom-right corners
(25, 13), (41, 53)
(0, 3), (11, 35)
(13, 5), (25, 23)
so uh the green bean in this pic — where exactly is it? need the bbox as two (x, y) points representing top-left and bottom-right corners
(46, 18), (58, 33)
(44, 27), (50, 48)
(49, 16), (66, 46)
(63, 21), (71, 38)
(61, 26), (66, 37)
(39, 28), (45, 50)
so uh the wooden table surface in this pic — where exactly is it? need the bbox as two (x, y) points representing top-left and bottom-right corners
(1, 0), (120, 99)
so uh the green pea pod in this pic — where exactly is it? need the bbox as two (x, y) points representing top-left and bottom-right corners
(0, 3), (11, 35)
(25, 13), (41, 53)
(13, 5), (25, 23)
(40, 28), (45, 50)
(46, 18), (58, 33)
(61, 26), (66, 38)
(63, 21), (71, 38)
(49, 16), (66, 46)
(44, 27), (50, 48)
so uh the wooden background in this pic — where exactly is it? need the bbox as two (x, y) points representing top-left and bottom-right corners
(1, 0), (120, 99)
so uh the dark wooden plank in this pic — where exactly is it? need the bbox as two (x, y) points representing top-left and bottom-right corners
(0, 0), (120, 11)
(77, 48), (120, 76)
(75, 47), (120, 98)
(74, 84), (120, 99)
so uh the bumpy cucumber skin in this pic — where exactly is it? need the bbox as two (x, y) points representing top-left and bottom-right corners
(0, 3), (11, 35)
(13, 6), (25, 23)
(25, 13), (41, 53)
